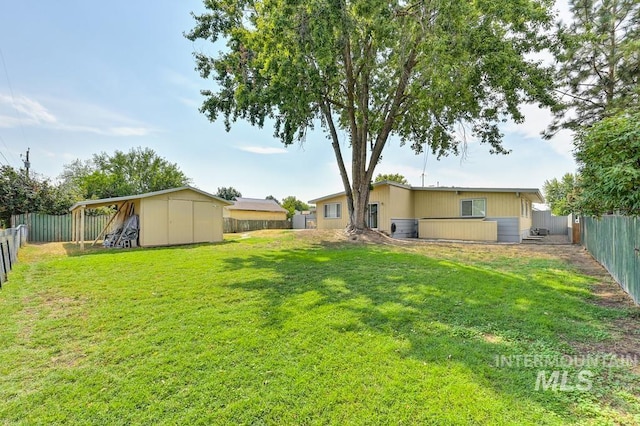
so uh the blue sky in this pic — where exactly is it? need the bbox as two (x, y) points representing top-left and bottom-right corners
(0, 1), (575, 204)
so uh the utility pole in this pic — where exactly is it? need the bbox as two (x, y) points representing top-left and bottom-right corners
(21, 148), (30, 177)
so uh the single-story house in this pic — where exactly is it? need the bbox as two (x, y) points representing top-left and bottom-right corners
(224, 198), (288, 221)
(309, 181), (544, 243)
(70, 186), (232, 249)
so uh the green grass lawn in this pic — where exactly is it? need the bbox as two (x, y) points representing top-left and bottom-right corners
(1, 231), (638, 425)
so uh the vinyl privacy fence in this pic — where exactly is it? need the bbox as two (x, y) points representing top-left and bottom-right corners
(0, 225), (28, 287)
(583, 215), (639, 305)
(11, 213), (111, 242)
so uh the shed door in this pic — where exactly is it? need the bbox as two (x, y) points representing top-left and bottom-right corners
(168, 200), (193, 245)
(142, 199), (169, 246)
(193, 202), (216, 243)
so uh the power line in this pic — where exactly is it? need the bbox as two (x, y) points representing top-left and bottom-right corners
(0, 134), (15, 166)
(0, 134), (19, 166)
(0, 46), (30, 148)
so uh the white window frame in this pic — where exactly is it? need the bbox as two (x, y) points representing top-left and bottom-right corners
(323, 203), (341, 219)
(366, 203), (379, 229)
(461, 198), (486, 217)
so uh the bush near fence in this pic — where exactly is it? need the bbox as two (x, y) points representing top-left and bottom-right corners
(11, 213), (111, 242)
(0, 225), (28, 287)
(223, 218), (291, 233)
(583, 215), (639, 305)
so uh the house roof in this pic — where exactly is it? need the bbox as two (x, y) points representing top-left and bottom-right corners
(226, 197), (288, 213)
(69, 186), (233, 211)
(309, 181), (545, 204)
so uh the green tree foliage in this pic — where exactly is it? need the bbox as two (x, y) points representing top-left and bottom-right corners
(574, 111), (640, 216)
(374, 173), (409, 185)
(0, 166), (70, 227)
(215, 186), (242, 201)
(265, 195), (280, 205)
(542, 173), (579, 215)
(61, 147), (191, 200)
(281, 196), (309, 220)
(187, 0), (556, 230)
(547, 0), (640, 136)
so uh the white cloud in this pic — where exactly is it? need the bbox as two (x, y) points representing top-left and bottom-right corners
(0, 94), (57, 127)
(238, 146), (288, 154)
(0, 92), (154, 136)
(109, 127), (153, 136)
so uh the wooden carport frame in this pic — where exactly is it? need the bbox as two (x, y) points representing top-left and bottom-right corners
(70, 195), (140, 250)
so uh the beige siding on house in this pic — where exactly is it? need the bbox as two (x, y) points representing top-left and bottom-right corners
(414, 191), (521, 218)
(316, 195), (349, 230)
(419, 219), (498, 242)
(388, 185), (413, 219)
(226, 209), (287, 221)
(368, 185), (390, 232)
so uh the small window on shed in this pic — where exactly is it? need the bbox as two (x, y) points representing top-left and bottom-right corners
(461, 199), (486, 217)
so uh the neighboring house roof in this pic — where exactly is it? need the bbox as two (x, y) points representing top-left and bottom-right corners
(69, 186), (233, 211)
(309, 181), (545, 204)
(226, 197), (288, 213)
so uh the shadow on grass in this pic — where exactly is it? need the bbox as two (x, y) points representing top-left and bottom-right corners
(61, 239), (239, 257)
(218, 242), (626, 418)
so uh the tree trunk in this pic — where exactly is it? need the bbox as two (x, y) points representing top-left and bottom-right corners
(348, 180), (370, 232)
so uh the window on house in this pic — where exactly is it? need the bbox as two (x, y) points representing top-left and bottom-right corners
(521, 199), (525, 217)
(367, 203), (378, 228)
(324, 203), (341, 219)
(461, 199), (486, 217)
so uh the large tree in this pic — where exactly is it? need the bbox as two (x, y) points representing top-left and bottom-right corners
(374, 173), (409, 185)
(546, 0), (640, 137)
(0, 166), (71, 227)
(187, 0), (556, 231)
(215, 186), (242, 201)
(542, 172), (579, 215)
(60, 147), (191, 200)
(281, 195), (309, 219)
(574, 111), (640, 216)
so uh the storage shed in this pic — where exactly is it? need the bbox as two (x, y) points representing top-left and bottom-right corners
(69, 187), (232, 249)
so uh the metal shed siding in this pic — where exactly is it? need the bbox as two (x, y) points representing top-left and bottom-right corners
(487, 217), (521, 243)
(139, 189), (226, 247)
(140, 198), (169, 246)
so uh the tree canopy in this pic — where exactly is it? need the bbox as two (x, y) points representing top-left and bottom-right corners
(187, 0), (557, 230)
(574, 111), (640, 216)
(0, 166), (71, 227)
(281, 196), (309, 219)
(542, 173), (579, 216)
(374, 173), (409, 185)
(547, 0), (640, 137)
(215, 186), (242, 201)
(60, 147), (191, 200)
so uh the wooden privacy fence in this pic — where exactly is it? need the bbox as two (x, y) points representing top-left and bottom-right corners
(224, 218), (291, 233)
(0, 225), (28, 287)
(11, 213), (111, 242)
(532, 210), (569, 235)
(583, 215), (639, 305)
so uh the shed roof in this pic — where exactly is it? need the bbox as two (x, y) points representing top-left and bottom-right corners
(309, 181), (544, 204)
(226, 197), (288, 213)
(69, 186), (233, 212)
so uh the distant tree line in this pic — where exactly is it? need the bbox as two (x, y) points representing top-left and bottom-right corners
(0, 147), (190, 228)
